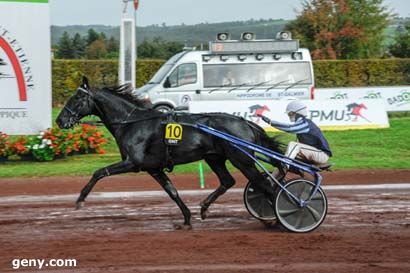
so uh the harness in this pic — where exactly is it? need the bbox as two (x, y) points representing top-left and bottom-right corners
(63, 87), (105, 124)
(162, 111), (179, 172)
(66, 87), (186, 172)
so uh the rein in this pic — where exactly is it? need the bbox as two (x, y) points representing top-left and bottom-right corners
(66, 87), (128, 129)
(69, 87), (156, 127)
(110, 114), (166, 125)
(70, 87), (193, 132)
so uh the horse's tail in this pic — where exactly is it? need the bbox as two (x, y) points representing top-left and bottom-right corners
(245, 120), (285, 167)
(259, 132), (284, 154)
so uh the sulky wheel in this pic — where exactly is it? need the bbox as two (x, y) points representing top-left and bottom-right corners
(244, 179), (277, 221)
(275, 179), (327, 233)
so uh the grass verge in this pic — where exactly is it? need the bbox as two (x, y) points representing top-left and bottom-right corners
(0, 110), (409, 178)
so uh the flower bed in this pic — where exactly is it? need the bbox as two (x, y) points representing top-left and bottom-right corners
(0, 124), (107, 162)
(0, 132), (10, 161)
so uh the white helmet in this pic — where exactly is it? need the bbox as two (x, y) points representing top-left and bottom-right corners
(285, 100), (308, 117)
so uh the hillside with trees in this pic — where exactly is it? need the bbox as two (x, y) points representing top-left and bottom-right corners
(389, 21), (410, 58)
(51, 19), (288, 46)
(55, 29), (120, 59)
(52, 14), (409, 60)
(286, 0), (391, 59)
(54, 29), (184, 60)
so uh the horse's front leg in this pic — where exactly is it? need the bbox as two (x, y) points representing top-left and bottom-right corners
(148, 170), (192, 230)
(76, 160), (136, 209)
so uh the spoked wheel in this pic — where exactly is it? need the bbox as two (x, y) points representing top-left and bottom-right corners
(275, 179), (327, 233)
(244, 178), (277, 221)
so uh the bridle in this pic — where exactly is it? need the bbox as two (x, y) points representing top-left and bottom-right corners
(63, 87), (165, 131)
(63, 87), (100, 123)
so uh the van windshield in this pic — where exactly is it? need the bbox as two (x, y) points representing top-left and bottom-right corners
(149, 64), (174, 84)
(149, 52), (187, 84)
(203, 62), (312, 88)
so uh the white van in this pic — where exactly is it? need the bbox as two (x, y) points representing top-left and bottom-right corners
(134, 32), (315, 112)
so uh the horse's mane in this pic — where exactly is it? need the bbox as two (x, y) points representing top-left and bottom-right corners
(102, 84), (151, 108)
(104, 84), (137, 101)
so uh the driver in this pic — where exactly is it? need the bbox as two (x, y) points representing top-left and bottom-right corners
(257, 100), (332, 166)
(222, 70), (236, 86)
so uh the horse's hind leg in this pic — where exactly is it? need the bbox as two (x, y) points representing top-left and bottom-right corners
(76, 160), (136, 209)
(229, 157), (276, 198)
(148, 170), (192, 230)
(200, 155), (235, 220)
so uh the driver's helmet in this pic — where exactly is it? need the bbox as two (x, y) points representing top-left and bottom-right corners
(285, 100), (308, 117)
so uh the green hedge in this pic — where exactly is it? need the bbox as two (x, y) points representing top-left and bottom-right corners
(52, 59), (164, 106)
(52, 58), (410, 106)
(314, 59), (410, 87)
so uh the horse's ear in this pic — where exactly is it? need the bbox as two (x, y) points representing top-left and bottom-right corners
(82, 76), (90, 89)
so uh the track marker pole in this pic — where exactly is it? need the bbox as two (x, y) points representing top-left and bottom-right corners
(199, 162), (205, 189)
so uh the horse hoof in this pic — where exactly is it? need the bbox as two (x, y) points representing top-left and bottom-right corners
(75, 201), (85, 210)
(174, 224), (192, 230)
(200, 208), (208, 220)
(262, 220), (278, 229)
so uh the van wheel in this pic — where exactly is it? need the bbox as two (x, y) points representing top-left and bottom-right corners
(155, 105), (173, 113)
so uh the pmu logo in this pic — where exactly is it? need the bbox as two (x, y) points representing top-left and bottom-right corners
(232, 104), (270, 122)
(249, 104), (270, 116)
(0, 26), (34, 102)
(346, 103), (370, 122)
(310, 102), (371, 122)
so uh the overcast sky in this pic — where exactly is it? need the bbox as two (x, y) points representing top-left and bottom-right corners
(50, 0), (410, 26)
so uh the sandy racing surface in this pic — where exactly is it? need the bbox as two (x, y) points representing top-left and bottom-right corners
(0, 170), (410, 272)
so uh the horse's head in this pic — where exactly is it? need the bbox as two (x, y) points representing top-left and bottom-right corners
(56, 77), (95, 129)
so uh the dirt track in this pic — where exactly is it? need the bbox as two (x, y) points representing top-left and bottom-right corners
(0, 170), (410, 272)
(1, 169), (410, 196)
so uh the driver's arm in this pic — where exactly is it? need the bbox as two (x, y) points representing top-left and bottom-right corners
(258, 115), (310, 134)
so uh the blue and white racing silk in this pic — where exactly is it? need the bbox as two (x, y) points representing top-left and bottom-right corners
(267, 116), (332, 157)
(268, 117), (310, 134)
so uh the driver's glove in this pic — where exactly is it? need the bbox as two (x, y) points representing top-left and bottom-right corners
(257, 114), (271, 124)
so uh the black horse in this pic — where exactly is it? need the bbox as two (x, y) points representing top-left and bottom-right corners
(56, 77), (283, 229)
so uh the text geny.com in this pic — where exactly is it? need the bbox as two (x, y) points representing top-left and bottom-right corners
(12, 258), (77, 270)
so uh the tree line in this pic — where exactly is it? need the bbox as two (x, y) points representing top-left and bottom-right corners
(55, 0), (409, 60)
(55, 29), (119, 59)
(286, 0), (409, 59)
(389, 21), (410, 58)
(50, 18), (288, 46)
(55, 29), (184, 60)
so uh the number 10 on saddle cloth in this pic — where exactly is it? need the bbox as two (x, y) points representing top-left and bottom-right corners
(164, 123), (183, 146)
